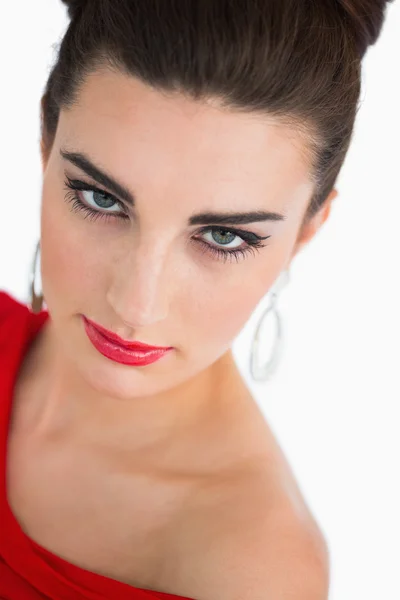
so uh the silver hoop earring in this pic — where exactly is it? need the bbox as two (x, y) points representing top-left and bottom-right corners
(250, 269), (290, 382)
(29, 240), (44, 314)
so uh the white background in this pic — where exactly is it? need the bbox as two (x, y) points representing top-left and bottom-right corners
(0, 2), (399, 599)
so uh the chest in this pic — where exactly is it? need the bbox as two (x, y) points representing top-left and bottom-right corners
(6, 429), (196, 591)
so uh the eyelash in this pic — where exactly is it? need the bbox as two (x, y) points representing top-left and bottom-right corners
(63, 177), (270, 263)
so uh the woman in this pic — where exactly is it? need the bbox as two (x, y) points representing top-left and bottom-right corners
(0, 0), (393, 598)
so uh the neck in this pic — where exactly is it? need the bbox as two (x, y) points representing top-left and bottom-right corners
(18, 318), (239, 457)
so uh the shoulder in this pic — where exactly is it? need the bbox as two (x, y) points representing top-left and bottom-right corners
(211, 504), (330, 600)
(0, 289), (17, 317)
(0, 290), (28, 344)
(0, 290), (21, 342)
(0, 290), (28, 323)
(176, 438), (330, 599)
(175, 379), (330, 599)
(223, 422), (330, 599)
(190, 481), (330, 600)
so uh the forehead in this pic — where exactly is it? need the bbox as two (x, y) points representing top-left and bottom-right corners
(57, 68), (314, 215)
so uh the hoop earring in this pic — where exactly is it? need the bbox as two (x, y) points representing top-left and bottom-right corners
(29, 240), (44, 314)
(249, 269), (290, 382)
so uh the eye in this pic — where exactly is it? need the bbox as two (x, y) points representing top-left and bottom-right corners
(195, 226), (271, 264)
(63, 176), (270, 263)
(63, 177), (128, 222)
(202, 228), (244, 249)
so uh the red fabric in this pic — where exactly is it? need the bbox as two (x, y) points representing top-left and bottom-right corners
(0, 291), (194, 600)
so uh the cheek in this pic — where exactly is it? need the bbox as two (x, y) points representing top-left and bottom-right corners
(183, 273), (269, 349)
(39, 187), (102, 309)
(186, 244), (290, 350)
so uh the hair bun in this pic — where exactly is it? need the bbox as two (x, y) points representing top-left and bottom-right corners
(338, 0), (394, 57)
(61, 0), (86, 21)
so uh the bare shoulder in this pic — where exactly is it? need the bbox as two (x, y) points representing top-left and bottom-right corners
(208, 494), (330, 600)
(182, 466), (329, 600)
(175, 391), (330, 599)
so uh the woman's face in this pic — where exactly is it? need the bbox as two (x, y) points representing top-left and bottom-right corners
(40, 68), (330, 399)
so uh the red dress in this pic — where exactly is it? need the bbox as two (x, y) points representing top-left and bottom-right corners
(0, 290), (195, 600)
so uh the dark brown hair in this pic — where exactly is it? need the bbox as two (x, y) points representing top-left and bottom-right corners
(41, 0), (393, 229)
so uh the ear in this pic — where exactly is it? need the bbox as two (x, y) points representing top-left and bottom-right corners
(290, 188), (338, 260)
(40, 94), (51, 173)
(40, 136), (48, 174)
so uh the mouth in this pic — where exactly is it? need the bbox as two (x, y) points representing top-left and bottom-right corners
(82, 315), (172, 350)
(82, 315), (173, 366)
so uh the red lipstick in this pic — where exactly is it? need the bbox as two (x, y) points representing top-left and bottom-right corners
(82, 315), (172, 366)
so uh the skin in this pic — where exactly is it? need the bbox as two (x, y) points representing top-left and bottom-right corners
(7, 68), (336, 598)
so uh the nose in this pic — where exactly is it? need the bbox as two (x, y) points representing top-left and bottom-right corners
(106, 243), (172, 329)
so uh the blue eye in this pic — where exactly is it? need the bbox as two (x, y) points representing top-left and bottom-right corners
(63, 177), (270, 263)
(194, 226), (270, 263)
(63, 176), (128, 222)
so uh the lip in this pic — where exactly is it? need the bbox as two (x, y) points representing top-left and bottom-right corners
(83, 316), (171, 350)
(82, 315), (173, 366)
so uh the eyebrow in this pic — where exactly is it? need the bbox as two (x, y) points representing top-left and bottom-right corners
(60, 148), (287, 225)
